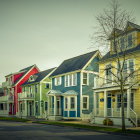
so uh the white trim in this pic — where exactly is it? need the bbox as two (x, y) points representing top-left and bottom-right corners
(54, 77), (62, 86)
(82, 95), (89, 110)
(40, 68), (57, 82)
(82, 51), (102, 70)
(15, 65), (40, 86)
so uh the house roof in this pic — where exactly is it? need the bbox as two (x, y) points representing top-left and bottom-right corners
(47, 90), (62, 96)
(126, 21), (140, 31)
(13, 64), (37, 86)
(100, 44), (140, 62)
(51, 50), (98, 77)
(22, 68), (55, 86)
(63, 90), (78, 96)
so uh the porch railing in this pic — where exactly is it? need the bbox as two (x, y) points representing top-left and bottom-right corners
(0, 95), (13, 102)
(18, 92), (35, 100)
(95, 108), (127, 117)
(48, 108), (61, 116)
(0, 110), (9, 116)
(130, 108), (138, 127)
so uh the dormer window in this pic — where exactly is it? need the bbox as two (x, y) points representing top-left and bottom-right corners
(120, 37), (125, 50)
(29, 75), (34, 82)
(128, 34), (133, 48)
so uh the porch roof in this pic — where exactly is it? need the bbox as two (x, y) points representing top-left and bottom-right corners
(63, 90), (78, 96)
(47, 90), (62, 96)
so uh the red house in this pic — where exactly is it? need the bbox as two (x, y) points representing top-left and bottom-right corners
(1, 64), (39, 116)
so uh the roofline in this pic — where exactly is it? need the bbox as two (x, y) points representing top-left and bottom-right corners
(99, 49), (140, 63)
(21, 81), (40, 87)
(5, 71), (25, 77)
(50, 69), (82, 78)
(82, 50), (101, 70)
(40, 67), (57, 83)
(14, 65), (40, 86)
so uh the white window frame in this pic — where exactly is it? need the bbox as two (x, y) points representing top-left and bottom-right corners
(55, 77), (62, 86)
(82, 95), (89, 110)
(82, 72), (89, 85)
(65, 73), (77, 87)
(64, 96), (76, 111)
(64, 97), (68, 110)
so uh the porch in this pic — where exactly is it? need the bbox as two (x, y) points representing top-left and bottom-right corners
(93, 88), (138, 126)
(47, 90), (62, 120)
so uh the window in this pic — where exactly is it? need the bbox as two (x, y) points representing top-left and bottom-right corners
(129, 59), (134, 74)
(70, 97), (75, 109)
(105, 64), (112, 83)
(45, 83), (50, 89)
(73, 73), (77, 86)
(83, 72), (88, 85)
(65, 97), (68, 109)
(117, 93), (127, 108)
(69, 74), (72, 86)
(65, 75), (69, 87)
(120, 38), (125, 50)
(65, 73), (77, 87)
(29, 86), (32, 93)
(35, 102), (38, 114)
(55, 77), (61, 86)
(128, 34), (133, 48)
(35, 84), (38, 94)
(45, 102), (48, 111)
(82, 96), (89, 110)
(20, 104), (22, 112)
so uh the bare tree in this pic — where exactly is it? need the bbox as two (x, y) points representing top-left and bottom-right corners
(94, 0), (140, 131)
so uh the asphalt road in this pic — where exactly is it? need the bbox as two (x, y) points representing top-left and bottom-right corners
(0, 121), (139, 140)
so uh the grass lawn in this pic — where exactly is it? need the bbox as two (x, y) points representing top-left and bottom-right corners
(38, 121), (140, 135)
(0, 117), (29, 122)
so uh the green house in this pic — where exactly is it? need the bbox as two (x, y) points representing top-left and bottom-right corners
(18, 68), (56, 118)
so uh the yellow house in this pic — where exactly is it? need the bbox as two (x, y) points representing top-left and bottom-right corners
(93, 21), (140, 127)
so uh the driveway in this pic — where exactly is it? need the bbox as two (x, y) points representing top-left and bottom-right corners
(0, 121), (139, 140)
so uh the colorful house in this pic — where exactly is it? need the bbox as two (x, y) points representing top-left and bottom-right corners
(48, 50), (101, 120)
(0, 64), (39, 116)
(19, 68), (56, 118)
(93, 22), (140, 127)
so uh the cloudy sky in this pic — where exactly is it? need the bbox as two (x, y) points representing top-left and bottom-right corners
(0, 0), (140, 83)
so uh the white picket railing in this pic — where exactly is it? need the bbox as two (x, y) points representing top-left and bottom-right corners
(48, 108), (61, 116)
(95, 108), (127, 117)
(0, 110), (9, 116)
(18, 92), (35, 100)
(130, 108), (138, 127)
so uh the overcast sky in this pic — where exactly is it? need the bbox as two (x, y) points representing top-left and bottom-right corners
(0, 0), (140, 84)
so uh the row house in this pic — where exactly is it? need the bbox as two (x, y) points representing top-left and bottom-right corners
(93, 22), (140, 127)
(19, 68), (56, 118)
(0, 65), (39, 116)
(47, 50), (101, 121)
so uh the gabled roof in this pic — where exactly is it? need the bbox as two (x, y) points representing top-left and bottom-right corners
(14, 64), (39, 86)
(125, 21), (140, 31)
(50, 50), (98, 77)
(22, 68), (56, 86)
(100, 44), (140, 62)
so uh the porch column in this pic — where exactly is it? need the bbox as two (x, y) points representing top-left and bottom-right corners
(7, 103), (9, 116)
(94, 92), (97, 116)
(25, 100), (27, 117)
(34, 101), (35, 116)
(127, 89), (131, 118)
(104, 90), (107, 117)
(48, 96), (49, 116)
(54, 96), (56, 116)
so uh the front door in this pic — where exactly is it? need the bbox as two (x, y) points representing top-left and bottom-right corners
(56, 97), (60, 115)
(107, 94), (112, 116)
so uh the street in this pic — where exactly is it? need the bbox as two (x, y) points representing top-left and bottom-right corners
(0, 121), (139, 140)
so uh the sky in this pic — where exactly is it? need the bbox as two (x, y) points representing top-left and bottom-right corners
(0, 0), (140, 84)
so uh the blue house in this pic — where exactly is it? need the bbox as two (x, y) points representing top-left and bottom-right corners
(47, 50), (101, 120)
